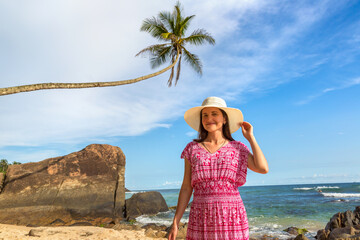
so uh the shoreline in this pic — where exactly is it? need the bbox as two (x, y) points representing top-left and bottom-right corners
(0, 221), (320, 240)
(0, 223), (167, 240)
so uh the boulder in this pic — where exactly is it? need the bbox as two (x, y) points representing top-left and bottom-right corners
(0, 144), (126, 226)
(284, 227), (308, 235)
(317, 206), (360, 240)
(284, 227), (300, 235)
(294, 234), (309, 240)
(316, 229), (330, 240)
(326, 213), (342, 231)
(328, 226), (358, 240)
(125, 191), (168, 220)
(342, 210), (355, 228)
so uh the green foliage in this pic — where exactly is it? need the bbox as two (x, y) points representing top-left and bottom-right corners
(128, 219), (137, 225)
(12, 161), (21, 165)
(99, 223), (105, 228)
(283, 227), (308, 235)
(136, 1), (215, 87)
(297, 228), (308, 234)
(0, 159), (8, 173)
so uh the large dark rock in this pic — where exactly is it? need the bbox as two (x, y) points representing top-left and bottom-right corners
(342, 210), (355, 228)
(328, 226), (357, 240)
(316, 229), (330, 240)
(125, 191), (168, 220)
(317, 206), (360, 240)
(294, 234), (309, 240)
(325, 213), (342, 231)
(0, 144), (126, 226)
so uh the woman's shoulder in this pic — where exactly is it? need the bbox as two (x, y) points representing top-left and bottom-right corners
(229, 140), (249, 151)
(181, 141), (199, 160)
(184, 141), (198, 148)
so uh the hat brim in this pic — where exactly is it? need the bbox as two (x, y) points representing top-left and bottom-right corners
(184, 106), (243, 134)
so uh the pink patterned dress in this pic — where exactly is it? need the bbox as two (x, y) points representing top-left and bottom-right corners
(181, 141), (250, 240)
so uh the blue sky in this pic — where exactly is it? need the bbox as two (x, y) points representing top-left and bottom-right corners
(0, 0), (359, 190)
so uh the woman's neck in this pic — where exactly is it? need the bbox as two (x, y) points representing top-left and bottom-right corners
(205, 131), (226, 144)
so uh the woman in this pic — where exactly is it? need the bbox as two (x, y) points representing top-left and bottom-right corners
(168, 96), (268, 240)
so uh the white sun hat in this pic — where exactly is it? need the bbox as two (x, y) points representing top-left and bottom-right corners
(184, 96), (243, 133)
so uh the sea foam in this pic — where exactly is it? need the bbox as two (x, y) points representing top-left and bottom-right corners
(293, 187), (313, 191)
(293, 186), (340, 191)
(321, 192), (360, 198)
(316, 186), (340, 189)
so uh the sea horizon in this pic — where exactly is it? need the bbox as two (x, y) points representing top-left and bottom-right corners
(126, 181), (360, 192)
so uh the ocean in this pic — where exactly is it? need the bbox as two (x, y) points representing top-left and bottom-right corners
(125, 182), (360, 239)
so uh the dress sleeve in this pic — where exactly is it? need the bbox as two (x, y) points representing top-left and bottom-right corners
(236, 141), (250, 187)
(180, 142), (193, 164)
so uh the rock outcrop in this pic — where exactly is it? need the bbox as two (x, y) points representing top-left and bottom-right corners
(0, 144), (126, 226)
(283, 227), (308, 235)
(125, 191), (169, 220)
(316, 206), (360, 240)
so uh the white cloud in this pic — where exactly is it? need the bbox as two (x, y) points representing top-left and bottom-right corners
(296, 77), (360, 105)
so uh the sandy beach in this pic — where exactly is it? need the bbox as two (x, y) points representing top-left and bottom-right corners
(0, 223), (167, 240)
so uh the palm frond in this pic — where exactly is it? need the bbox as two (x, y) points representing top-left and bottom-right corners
(149, 46), (172, 69)
(179, 15), (195, 36)
(159, 11), (175, 33)
(135, 43), (170, 57)
(140, 17), (169, 41)
(174, 2), (183, 36)
(183, 29), (216, 46)
(182, 47), (202, 75)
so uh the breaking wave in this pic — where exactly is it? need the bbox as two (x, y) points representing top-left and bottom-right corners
(293, 186), (340, 191)
(293, 187), (313, 191)
(321, 193), (360, 198)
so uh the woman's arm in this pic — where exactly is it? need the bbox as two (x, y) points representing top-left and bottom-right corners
(240, 121), (269, 174)
(168, 158), (193, 240)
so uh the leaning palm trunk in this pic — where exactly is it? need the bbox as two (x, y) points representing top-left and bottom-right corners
(0, 52), (180, 96)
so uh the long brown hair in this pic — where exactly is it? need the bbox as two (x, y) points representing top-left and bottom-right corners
(193, 108), (235, 143)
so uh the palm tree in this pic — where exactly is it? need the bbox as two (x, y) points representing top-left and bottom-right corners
(136, 1), (215, 87)
(0, 2), (215, 96)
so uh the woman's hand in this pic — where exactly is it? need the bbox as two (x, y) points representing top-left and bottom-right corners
(239, 121), (269, 174)
(168, 223), (178, 240)
(239, 121), (254, 142)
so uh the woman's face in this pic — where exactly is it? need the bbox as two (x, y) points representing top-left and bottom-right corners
(201, 107), (226, 133)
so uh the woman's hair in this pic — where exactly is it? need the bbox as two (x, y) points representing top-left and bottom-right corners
(193, 108), (235, 143)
